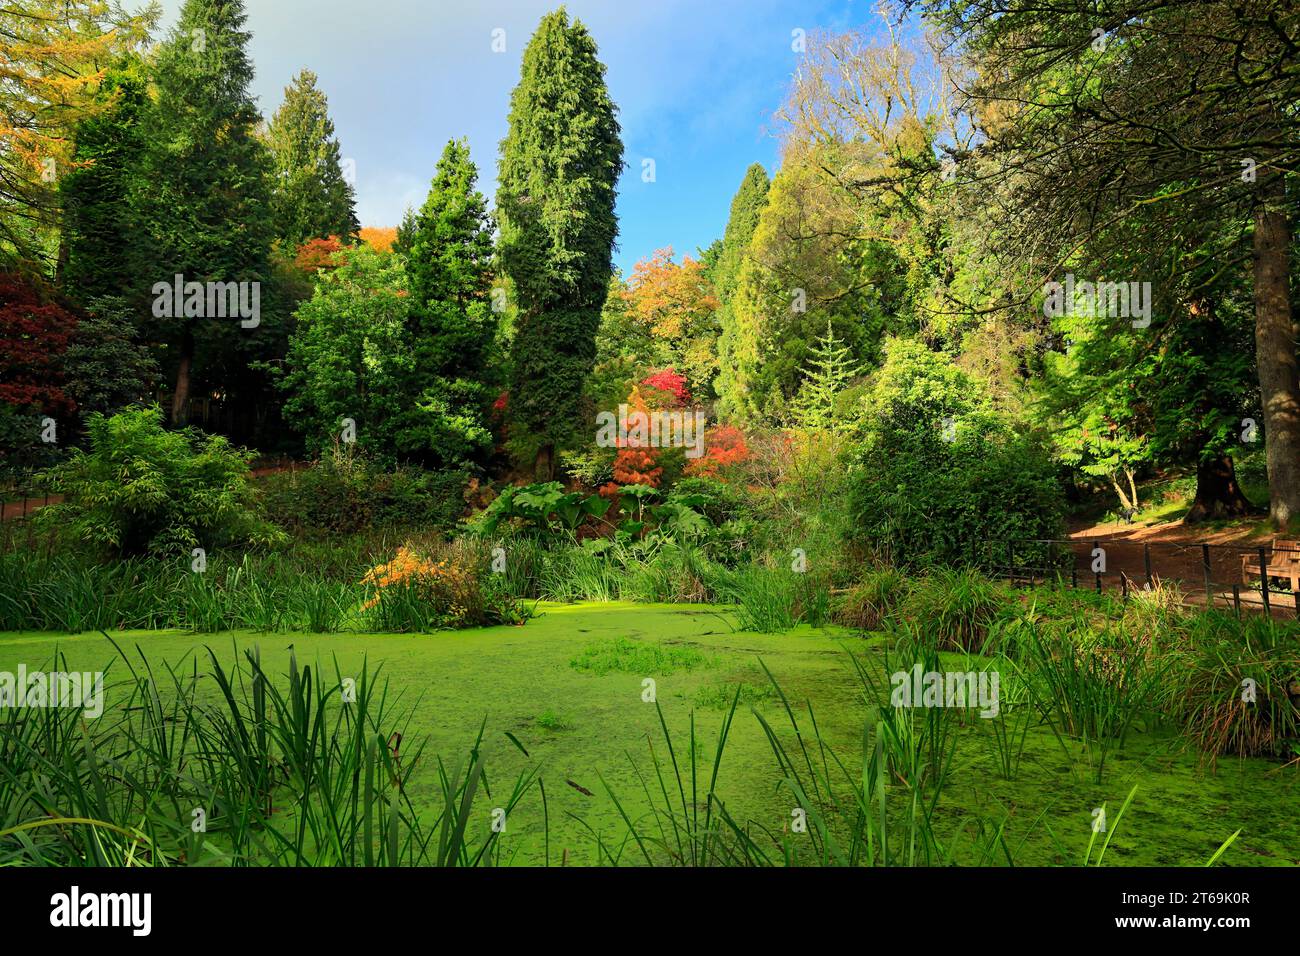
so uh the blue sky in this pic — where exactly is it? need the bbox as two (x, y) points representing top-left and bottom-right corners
(150, 0), (875, 273)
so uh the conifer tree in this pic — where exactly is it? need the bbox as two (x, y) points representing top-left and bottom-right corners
(497, 8), (623, 480)
(714, 164), (770, 420)
(793, 320), (861, 432)
(135, 0), (275, 426)
(394, 138), (498, 468)
(60, 61), (150, 305)
(266, 69), (359, 247)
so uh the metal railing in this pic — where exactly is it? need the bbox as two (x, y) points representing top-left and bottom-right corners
(982, 536), (1300, 619)
(0, 471), (54, 522)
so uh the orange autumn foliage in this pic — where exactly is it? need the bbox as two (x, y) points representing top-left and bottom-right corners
(684, 424), (749, 479)
(359, 226), (398, 253)
(599, 384), (663, 498)
(360, 545), (471, 615)
(295, 236), (346, 273)
(620, 247), (718, 341)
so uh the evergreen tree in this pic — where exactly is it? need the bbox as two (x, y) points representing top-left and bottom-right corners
(713, 163), (770, 300)
(718, 153), (893, 424)
(391, 206), (419, 260)
(714, 164), (770, 419)
(394, 138), (498, 468)
(498, 8), (623, 480)
(62, 297), (161, 417)
(135, 0), (275, 427)
(266, 69), (359, 247)
(279, 247), (410, 460)
(793, 320), (861, 432)
(60, 60), (149, 305)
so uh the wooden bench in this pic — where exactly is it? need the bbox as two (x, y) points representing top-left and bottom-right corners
(1241, 538), (1300, 593)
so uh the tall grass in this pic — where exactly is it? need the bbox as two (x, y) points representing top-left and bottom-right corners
(832, 565), (909, 631)
(1024, 618), (1167, 781)
(979, 654), (1035, 781)
(0, 638), (1251, 867)
(0, 642), (537, 866)
(1170, 611), (1300, 758)
(597, 654), (983, 866)
(896, 568), (1007, 652)
(0, 551), (368, 633)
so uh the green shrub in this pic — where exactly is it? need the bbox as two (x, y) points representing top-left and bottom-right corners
(259, 455), (370, 534)
(896, 569), (1007, 653)
(846, 339), (1063, 569)
(833, 566), (908, 631)
(37, 405), (284, 557)
(670, 476), (753, 526)
(259, 450), (468, 536)
(1171, 613), (1300, 758)
(469, 481), (614, 538)
(848, 423), (1063, 570)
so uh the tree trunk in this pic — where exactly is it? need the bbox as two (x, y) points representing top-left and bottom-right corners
(533, 443), (554, 482)
(1252, 175), (1300, 529)
(1109, 475), (1134, 511)
(171, 331), (193, 427)
(1184, 454), (1256, 523)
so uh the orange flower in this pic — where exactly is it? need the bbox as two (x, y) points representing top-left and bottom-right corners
(360, 546), (469, 610)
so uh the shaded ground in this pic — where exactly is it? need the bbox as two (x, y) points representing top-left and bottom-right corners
(1, 603), (1295, 865)
(0, 459), (300, 521)
(1051, 517), (1298, 615)
(0, 495), (62, 521)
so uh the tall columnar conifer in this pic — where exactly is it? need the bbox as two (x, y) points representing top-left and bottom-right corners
(60, 60), (150, 306)
(714, 164), (770, 421)
(135, 0), (274, 426)
(497, 8), (623, 480)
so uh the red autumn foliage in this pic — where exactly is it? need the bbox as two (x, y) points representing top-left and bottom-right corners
(684, 424), (749, 479)
(598, 384), (664, 497)
(295, 236), (346, 273)
(641, 368), (691, 406)
(0, 273), (77, 414)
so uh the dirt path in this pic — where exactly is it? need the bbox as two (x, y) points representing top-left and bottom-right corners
(1059, 515), (1296, 615)
(0, 495), (63, 521)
